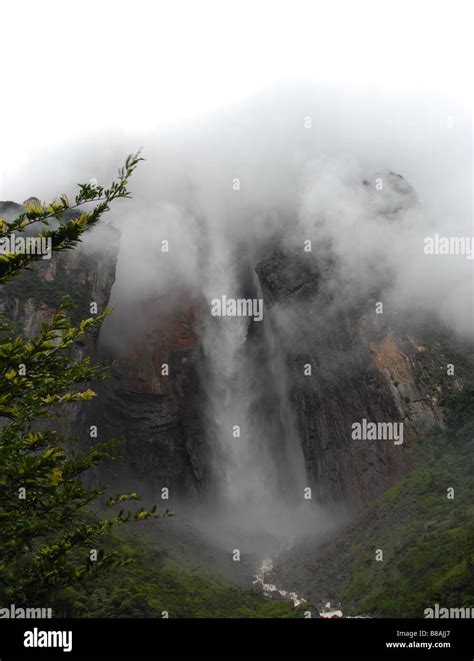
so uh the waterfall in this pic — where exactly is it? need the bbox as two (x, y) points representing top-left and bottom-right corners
(257, 275), (307, 504)
(199, 251), (308, 534)
(199, 239), (263, 508)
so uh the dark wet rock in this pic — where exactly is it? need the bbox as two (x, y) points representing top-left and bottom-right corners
(256, 249), (449, 507)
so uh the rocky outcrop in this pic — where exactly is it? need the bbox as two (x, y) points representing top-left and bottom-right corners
(256, 250), (455, 507)
(0, 203), (121, 439)
(0, 202), (119, 359)
(0, 200), (209, 500)
(90, 299), (209, 499)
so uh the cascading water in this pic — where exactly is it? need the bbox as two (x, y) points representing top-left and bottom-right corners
(253, 556), (306, 607)
(195, 239), (333, 609)
(199, 248), (310, 539)
(257, 275), (307, 504)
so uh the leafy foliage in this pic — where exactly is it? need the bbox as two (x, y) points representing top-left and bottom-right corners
(341, 382), (474, 616)
(0, 154), (142, 283)
(0, 155), (165, 606)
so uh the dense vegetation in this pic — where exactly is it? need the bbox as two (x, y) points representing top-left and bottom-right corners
(57, 526), (299, 618)
(0, 155), (162, 607)
(342, 380), (474, 616)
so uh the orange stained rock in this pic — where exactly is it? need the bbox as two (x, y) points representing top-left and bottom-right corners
(370, 334), (412, 382)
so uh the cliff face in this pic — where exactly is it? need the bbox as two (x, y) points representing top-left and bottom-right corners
(0, 203), (119, 360)
(0, 204), (120, 438)
(92, 300), (208, 499)
(0, 200), (208, 499)
(255, 250), (458, 507)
